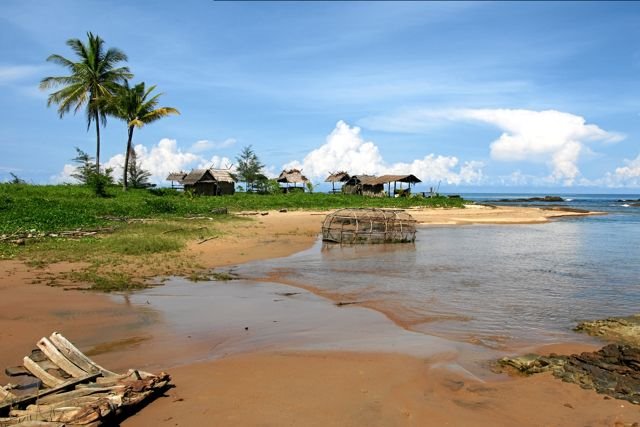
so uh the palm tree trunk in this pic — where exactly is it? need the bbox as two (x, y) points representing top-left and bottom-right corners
(95, 110), (101, 174)
(123, 126), (134, 191)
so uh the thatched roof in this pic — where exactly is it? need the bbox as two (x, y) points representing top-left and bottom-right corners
(167, 172), (187, 182)
(181, 169), (210, 185)
(209, 169), (236, 183)
(175, 169), (236, 185)
(325, 172), (350, 183)
(277, 169), (309, 184)
(345, 175), (379, 186)
(373, 174), (422, 185)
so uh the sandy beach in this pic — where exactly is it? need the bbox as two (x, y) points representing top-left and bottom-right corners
(2, 205), (635, 426)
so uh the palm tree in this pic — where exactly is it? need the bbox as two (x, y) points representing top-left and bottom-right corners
(40, 32), (132, 172)
(108, 81), (179, 190)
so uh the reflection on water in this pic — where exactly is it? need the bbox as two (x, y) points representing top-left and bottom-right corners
(238, 218), (640, 349)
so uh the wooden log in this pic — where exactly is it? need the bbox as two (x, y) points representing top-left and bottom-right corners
(37, 337), (86, 378)
(0, 373), (100, 413)
(4, 366), (29, 377)
(37, 386), (124, 405)
(48, 333), (115, 377)
(22, 357), (62, 388)
(0, 386), (16, 403)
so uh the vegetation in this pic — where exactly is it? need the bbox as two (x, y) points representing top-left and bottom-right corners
(106, 81), (179, 190)
(125, 149), (152, 188)
(235, 145), (265, 192)
(71, 148), (114, 196)
(0, 184), (466, 290)
(40, 32), (132, 171)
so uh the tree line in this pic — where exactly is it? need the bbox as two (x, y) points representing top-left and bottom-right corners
(40, 32), (179, 192)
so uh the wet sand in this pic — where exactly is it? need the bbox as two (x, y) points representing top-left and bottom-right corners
(2, 206), (634, 426)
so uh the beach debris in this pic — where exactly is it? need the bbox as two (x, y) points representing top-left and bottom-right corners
(279, 209), (288, 213)
(575, 314), (640, 347)
(210, 207), (228, 215)
(498, 344), (640, 404)
(0, 227), (114, 244)
(275, 292), (300, 297)
(0, 332), (171, 426)
(335, 301), (362, 307)
(322, 208), (416, 244)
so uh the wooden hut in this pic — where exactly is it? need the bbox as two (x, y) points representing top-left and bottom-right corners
(167, 168), (235, 195)
(167, 172), (187, 189)
(277, 169), (309, 193)
(342, 175), (385, 197)
(375, 174), (422, 197)
(325, 171), (350, 193)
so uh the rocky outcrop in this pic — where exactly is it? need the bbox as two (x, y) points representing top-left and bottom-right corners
(575, 315), (640, 347)
(499, 344), (640, 404)
(493, 196), (565, 203)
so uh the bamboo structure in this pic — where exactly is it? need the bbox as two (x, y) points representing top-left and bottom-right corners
(321, 208), (417, 244)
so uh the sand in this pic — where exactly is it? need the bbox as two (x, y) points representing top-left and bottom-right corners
(2, 206), (635, 426)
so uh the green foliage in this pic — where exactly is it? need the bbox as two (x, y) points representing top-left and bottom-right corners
(0, 184), (466, 237)
(40, 32), (132, 168)
(71, 147), (97, 184)
(126, 148), (152, 188)
(9, 173), (26, 184)
(235, 145), (265, 192)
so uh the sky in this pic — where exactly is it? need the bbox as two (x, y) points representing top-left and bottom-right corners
(1, 1), (639, 193)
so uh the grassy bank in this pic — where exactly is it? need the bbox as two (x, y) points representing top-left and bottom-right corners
(0, 184), (466, 235)
(0, 184), (467, 289)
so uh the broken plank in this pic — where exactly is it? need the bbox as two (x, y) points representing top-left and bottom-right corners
(0, 373), (100, 413)
(37, 338), (87, 378)
(48, 333), (115, 376)
(22, 357), (63, 389)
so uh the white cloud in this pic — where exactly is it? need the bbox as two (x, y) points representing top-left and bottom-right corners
(360, 108), (624, 186)
(54, 138), (237, 186)
(189, 138), (237, 153)
(596, 154), (640, 188)
(50, 164), (77, 184)
(283, 120), (483, 185)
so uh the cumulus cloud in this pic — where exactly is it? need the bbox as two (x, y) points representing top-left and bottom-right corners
(53, 138), (232, 185)
(361, 108), (624, 186)
(283, 120), (483, 185)
(596, 154), (640, 187)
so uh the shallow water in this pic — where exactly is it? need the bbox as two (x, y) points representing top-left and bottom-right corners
(236, 195), (640, 350)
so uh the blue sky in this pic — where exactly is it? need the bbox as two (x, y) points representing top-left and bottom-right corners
(1, 1), (639, 192)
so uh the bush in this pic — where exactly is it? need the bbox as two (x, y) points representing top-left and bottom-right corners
(144, 198), (177, 213)
(87, 171), (114, 197)
(148, 188), (179, 197)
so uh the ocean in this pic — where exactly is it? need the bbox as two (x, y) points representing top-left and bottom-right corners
(235, 194), (640, 350)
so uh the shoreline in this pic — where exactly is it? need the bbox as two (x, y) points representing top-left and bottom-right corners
(3, 205), (634, 426)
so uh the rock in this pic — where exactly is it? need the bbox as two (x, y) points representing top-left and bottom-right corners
(575, 314), (640, 347)
(492, 196), (565, 203)
(498, 344), (640, 404)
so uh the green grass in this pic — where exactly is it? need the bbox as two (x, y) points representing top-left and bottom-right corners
(0, 183), (466, 236)
(0, 183), (468, 290)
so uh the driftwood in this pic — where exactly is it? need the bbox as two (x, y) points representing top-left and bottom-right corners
(0, 332), (171, 426)
(0, 228), (114, 244)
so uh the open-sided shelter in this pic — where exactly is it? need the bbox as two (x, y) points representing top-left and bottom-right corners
(325, 171), (350, 193)
(342, 175), (385, 197)
(277, 169), (309, 192)
(375, 174), (422, 197)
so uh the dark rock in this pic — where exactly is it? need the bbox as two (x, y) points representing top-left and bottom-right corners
(492, 196), (565, 203)
(498, 344), (640, 404)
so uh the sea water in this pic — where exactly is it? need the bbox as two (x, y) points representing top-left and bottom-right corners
(236, 194), (640, 350)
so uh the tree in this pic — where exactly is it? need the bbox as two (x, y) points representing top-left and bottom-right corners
(235, 145), (264, 192)
(8, 173), (26, 185)
(71, 147), (97, 184)
(71, 147), (114, 196)
(40, 32), (132, 172)
(107, 80), (179, 190)
(126, 148), (152, 188)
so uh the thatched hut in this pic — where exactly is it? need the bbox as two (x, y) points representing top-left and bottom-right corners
(167, 172), (187, 189)
(375, 174), (422, 197)
(342, 175), (385, 197)
(167, 168), (236, 195)
(322, 208), (417, 244)
(325, 171), (350, 193)
(277, 169), (309, 193)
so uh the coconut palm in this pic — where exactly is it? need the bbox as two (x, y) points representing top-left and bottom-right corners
(108, 81), (179, 190)
(40, 32), (132, 172)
